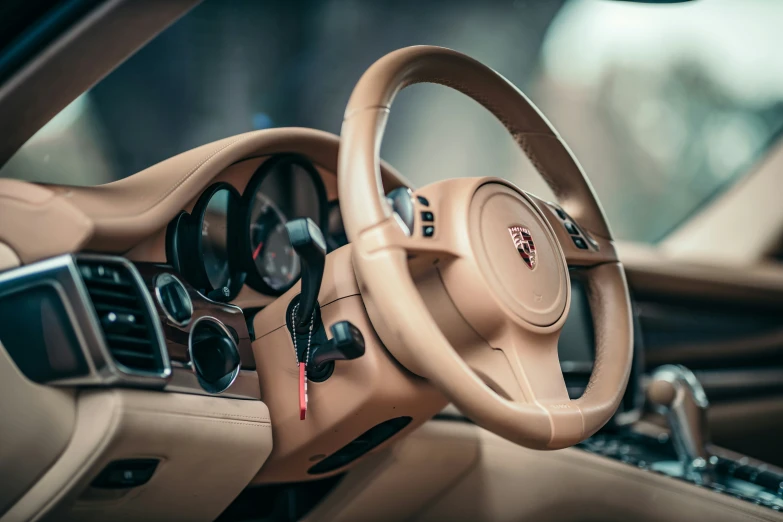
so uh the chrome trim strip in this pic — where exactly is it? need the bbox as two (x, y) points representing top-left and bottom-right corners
(198, 291), (245, 315)
(0, 255), (104, 385)
(153, 272), (193, 327)
(171, 359), (194, 370)
(187, 316), (241, 395)
(0, 254), (171, 388)
(165, 368), (260, 400)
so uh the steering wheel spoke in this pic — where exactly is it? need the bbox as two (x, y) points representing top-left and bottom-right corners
(357, 179), (477, 273)
(358, 213), (460, 261)
(525, 192), (618, 268)
(486, 325), (570, 406)
(458, 323), (583, 447)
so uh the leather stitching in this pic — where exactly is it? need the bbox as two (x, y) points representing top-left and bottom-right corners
(140, 133), (255, 212)
(406, 76), (570, 204)
(127, 411), (272, 428)
(579, 268), (607, 402)
(127, 408), (271, 424)
(103, 131), (264, 220)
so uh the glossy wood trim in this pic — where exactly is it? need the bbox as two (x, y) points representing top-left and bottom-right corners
(166, 367), (261, 401)
(133, 262), (256, 370)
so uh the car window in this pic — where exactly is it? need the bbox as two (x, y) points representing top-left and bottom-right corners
(2, 0), (782, 243)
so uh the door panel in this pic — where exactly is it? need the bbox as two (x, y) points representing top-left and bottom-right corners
(623, 254), (783, 466)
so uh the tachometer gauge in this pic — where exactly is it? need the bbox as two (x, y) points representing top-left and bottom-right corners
(249, 193), (300, 292)
(240, 154), (328, 295)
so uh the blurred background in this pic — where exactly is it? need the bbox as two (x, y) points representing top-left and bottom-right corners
(2, 0), (782, 243)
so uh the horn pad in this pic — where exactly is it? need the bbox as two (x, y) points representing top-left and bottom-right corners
(467, 183), (568, 327)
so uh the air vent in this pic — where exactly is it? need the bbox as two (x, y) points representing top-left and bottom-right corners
(77, 258), (167, 377)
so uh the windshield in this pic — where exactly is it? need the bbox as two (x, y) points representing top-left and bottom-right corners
(2, 0), (782, 243)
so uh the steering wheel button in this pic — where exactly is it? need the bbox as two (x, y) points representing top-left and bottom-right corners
(416, 195), (430, 206)
(422, 225), (435, 237)
(572, 236), (588, 249)
(564, 222), (579, 235)
(421, 211), (434, 222)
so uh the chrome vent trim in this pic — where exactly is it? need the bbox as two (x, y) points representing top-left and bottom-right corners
(0, 254), (170, 388)
(76, 256), (170, 379)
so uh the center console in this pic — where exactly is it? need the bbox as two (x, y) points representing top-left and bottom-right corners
(577, 364), (783, 513)
(578, 429), (783, 511)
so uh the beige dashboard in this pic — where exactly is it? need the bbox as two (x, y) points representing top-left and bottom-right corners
(0, 128), (400, 263)
(0, 127), (445, 521)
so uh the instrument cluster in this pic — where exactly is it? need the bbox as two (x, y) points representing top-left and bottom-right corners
(166, 154), (337, 302)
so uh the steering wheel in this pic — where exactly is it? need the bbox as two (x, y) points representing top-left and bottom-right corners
(338, 46), (632, 450)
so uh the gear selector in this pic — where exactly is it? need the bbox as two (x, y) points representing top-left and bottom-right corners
(647, 364), (712, 473)
(284, 218), (365, 384)
(285, 218), (327, 334)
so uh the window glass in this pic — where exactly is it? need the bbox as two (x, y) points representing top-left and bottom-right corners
(2, 0), (782, 242)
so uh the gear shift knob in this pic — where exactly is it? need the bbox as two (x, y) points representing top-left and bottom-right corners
(647, 365), (711, 470)
(285, 218), (326, 334)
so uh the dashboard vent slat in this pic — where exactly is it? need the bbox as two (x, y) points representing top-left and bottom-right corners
(77, 259), (166, 377)
(91, 301), (146, 317)
(104, 333), (153, 348)
(82, 277), (134, 290)
(83, 285), (141, 305)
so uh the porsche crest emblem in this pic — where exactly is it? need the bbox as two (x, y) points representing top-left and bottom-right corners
(508, 226), (536, 270)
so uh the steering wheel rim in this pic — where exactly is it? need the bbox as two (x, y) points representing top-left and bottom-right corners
(338, 45), (633, 450)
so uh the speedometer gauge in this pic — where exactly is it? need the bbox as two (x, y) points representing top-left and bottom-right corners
(240, 154), (328, 295)
(249, 193), (300, 291)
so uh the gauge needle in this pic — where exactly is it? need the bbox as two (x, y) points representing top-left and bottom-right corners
(252, 242), (264, 260)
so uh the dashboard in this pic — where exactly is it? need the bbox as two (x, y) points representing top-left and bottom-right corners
(0, 129), (406, 520)
(0, 128), (648, 521)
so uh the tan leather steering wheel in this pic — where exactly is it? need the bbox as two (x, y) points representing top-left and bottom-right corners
(338, 46), (632, 450)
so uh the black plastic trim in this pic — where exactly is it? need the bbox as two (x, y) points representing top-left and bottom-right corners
(307, 417), (412, 474)
(91, 458), (160, 489)
(165, 210), (189, 275)
(172, 182), (244, 302)
(0, 0), (103, 85)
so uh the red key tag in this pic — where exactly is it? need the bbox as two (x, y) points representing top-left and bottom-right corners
(298, 363), (307, 420)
